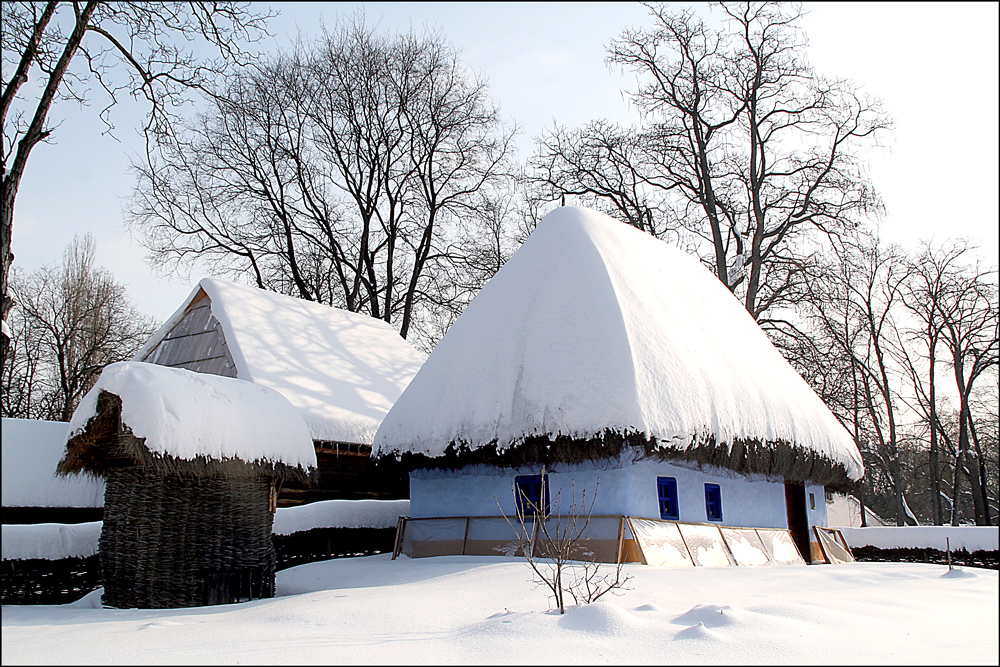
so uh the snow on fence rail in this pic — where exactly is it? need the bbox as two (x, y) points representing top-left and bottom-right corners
(839, 526), (998, 553)
(2, 499), (409, 561)
(271, 499), (409, 535)
(2, 522), (102, 561)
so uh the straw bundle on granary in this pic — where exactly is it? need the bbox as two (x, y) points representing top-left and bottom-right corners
(133, 278), (425, 505)
(374, 206), (864, 563)
(58, 361), (316, 608)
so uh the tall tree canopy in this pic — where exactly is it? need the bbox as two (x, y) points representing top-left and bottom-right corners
(2, 234), (158, 421)
(131, 17), (517, 350)
(2, 1), (273, 376)
(529, 1), (891, 325)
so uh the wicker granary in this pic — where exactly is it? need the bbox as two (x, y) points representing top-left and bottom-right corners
(57, 362), (316, 609)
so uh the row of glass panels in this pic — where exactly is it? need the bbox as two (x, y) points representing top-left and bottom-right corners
(392, 515), (806, 567)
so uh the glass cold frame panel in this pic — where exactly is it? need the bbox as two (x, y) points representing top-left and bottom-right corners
(657, 476), (679, 520)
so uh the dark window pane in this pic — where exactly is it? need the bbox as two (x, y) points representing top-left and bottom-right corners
(514, 474), (549, 517)
(705, 483), (723, 521)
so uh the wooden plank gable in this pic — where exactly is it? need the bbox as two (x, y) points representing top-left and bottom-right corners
(140, 290), (237, 378)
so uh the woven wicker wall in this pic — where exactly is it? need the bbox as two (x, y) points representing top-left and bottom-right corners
(100, 466), (276, 609)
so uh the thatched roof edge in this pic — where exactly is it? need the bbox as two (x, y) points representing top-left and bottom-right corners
(378, 428), (860, 493)
(57, 390), (316, 485)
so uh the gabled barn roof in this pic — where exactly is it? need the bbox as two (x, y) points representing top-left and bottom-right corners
(2, 418), (104, 508)
(134, 278), (426, 445)
(373, 206), (864, 489)
(60, 361), (316, 480)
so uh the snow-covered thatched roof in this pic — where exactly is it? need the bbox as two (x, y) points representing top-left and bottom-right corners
(135, 278), (426, 445)
(373, 206), (863, 488)
(60, 361), (316, 479)
(2, 418), (104, 508)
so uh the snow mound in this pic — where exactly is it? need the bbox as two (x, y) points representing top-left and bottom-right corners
(557, 602), (645, 635)
(941, 568), (981, 580)
(67, 361), (316, 471)
(671, 603), (741, 628)
(137, 278), (426, 444)
(67, 588), (105, 608)
(674, 621), (721, 641)
(375, 206), (862, 483)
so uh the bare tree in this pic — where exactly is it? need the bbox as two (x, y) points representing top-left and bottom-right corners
(498, 478), (631, 615)
(606, 4), (744, 283)
(2, 235), (158, 421)
(895, 241), (972, 524)
(131, 16), (517, 350)
(969, 383), (999, 523)
(529, 2), (890, 328)
(529, 120), (669, 237)
(800, 235), (915, 525)
(1, 1), (274, 377)
(932, 253), (998, 525)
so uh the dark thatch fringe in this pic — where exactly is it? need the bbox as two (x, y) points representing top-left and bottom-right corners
(382, 428), (859, 493)
(58, 390), (315, 485)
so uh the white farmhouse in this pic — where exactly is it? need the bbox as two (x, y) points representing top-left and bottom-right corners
(374, 206), (864, 564)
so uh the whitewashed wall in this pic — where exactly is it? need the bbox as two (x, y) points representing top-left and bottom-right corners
(409, 454), (829, 531)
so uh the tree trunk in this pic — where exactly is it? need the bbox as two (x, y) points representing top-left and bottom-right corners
(968, 414), (993, 526)
(1, 187), (14, 377)
(1, 2), (98, 383)
(928, 337), (942, 525)
(950, 450), (963, 526)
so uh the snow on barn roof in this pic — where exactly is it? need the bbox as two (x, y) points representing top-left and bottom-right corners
(2, 418), (104, 508)
(64, 361), (316, 473)
(374, 206), (863, 486)
(135, 278), (426, 445)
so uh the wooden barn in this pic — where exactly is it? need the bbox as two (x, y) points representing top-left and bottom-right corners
(133, 278), (425, 506)
(374, 206), (864, 566)
(2, 418), (104, 525)
(57, 361), (317, 608)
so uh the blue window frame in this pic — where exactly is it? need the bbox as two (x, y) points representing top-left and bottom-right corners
(514, 474), (549, 517)
(657, 476), (679, 520)
(704, 483), (723, 522)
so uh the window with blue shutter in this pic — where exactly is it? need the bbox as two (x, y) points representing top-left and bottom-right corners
(657, 476), (679, 520)
(514, 474), (549, 518)
(704, 483), (723, 522)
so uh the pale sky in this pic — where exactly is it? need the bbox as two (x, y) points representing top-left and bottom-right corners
(9, 2), (999, 323)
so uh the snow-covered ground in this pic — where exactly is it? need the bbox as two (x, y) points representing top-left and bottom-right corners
(3, 555), (996, 665)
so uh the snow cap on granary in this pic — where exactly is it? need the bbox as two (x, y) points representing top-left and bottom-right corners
(134, 278), (426, 445)
(58, 361), (316, 481)
(373, 206), (864, 490)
